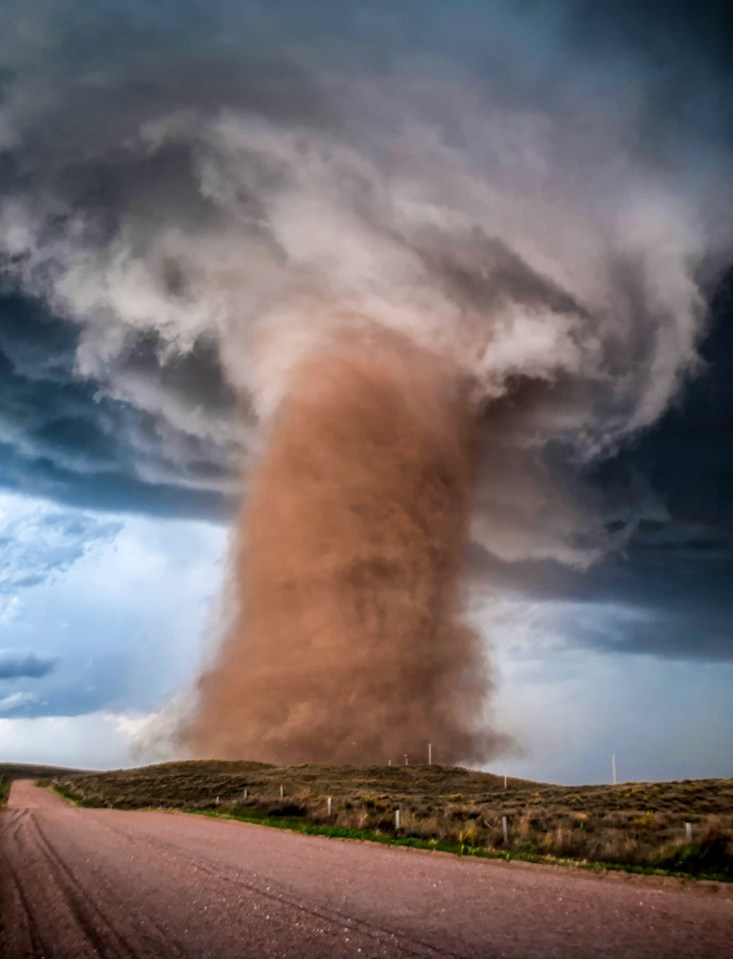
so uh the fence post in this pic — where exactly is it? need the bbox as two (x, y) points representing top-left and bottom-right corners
(395, 809), (401, 830)
(327, 796), (332, 816)
(280, 785), (284, 800)
(685, 821), (693, 842)
(502, 815), (509, 845)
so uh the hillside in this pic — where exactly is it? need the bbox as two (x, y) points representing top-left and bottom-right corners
(0, 762), (90, 781)
(52, 759), (539, 808)
(50, 758), (733, 813)
(51, 760), (733, 879)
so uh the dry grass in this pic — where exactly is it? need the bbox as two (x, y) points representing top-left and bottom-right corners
(52, 761), (733, 879)
(0, 763), (88, 780)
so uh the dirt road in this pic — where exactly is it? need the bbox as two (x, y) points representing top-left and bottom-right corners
(1, 780), (730, 958)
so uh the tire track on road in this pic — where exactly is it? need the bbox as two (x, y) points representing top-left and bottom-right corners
(29, 811), (153, 959)
(5, 805), (134, 958)
(0, 811), (47, 958)
(95, 812), (460, 959)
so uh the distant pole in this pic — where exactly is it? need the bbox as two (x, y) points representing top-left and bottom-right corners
(404, 754), (409, 766)
(280, 784), (284, 799)
(502, 815), (509, 845)
(685, 821), (693, 842)
(327, 796), (332, 816)
(395, 809), (401, 830)
(503, 775), (507, 790)
(243, 788), (247, 802)
(388, 758), (392, 766)
(428, 743), (432, 765)
(215, 795), (220, 806)
(611, 754), (617, 786)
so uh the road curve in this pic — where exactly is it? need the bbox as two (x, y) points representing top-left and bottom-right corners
(1, 780), (730, 959)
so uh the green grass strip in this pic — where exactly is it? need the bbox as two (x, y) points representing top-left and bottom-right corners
(190, 807), (732, 884)
(0, 778), (11, 808)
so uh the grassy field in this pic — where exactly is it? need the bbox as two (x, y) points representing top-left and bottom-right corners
(52, 760), (733, 880)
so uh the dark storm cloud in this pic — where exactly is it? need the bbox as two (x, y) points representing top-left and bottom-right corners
(520, 255), (733, 665)
(0, 0), (731, 677)
(0, 0), (325, 518)
(565, 1), (733, 95)
(0, 290), (237, 517)
(550, 540), (733, 662)
(0, 650), (56, 680)
(0, 0), (729, 525)
(474, 539), (733, 664)
(556, 265), (733, 663)
(598, 267), (733, 538)
(472, 266), (733, 669)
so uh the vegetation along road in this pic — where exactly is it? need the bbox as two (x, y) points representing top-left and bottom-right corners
(1, 780), (731, 958)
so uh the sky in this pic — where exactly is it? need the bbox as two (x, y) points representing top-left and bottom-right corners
(0, 0), (732, 783)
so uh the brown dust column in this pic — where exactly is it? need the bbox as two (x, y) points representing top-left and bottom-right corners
(186, 330), (501, 764)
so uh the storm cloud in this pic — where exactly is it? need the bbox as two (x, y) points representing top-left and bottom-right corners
(0, 3), (729, 541)
(0, 650), (56, 680)
(0, 290), (237, 516)
(0, 0), (731, 711)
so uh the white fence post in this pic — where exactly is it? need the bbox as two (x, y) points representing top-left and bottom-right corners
(685, 821), (693, 842)
(395, 809), (401, 830)
(327, 796), (332, 816)
(280, 785), (284, 800)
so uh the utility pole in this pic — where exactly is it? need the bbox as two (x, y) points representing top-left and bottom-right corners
(428, 743), (432, 765)
(611, 753), (617, 786)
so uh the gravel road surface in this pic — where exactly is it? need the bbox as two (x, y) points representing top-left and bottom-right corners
(1, 780), (730, 958)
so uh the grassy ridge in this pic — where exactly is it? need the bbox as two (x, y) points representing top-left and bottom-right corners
(52, 760), (733, 880)
(0, 763), (89, 780)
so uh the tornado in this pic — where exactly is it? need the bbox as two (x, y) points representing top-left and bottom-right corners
(3, 1), (729, 768)
(185, 329), (504, 764)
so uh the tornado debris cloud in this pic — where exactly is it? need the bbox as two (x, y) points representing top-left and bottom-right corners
(185, 331), (505, 764)
(1, 2), (733, 764)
